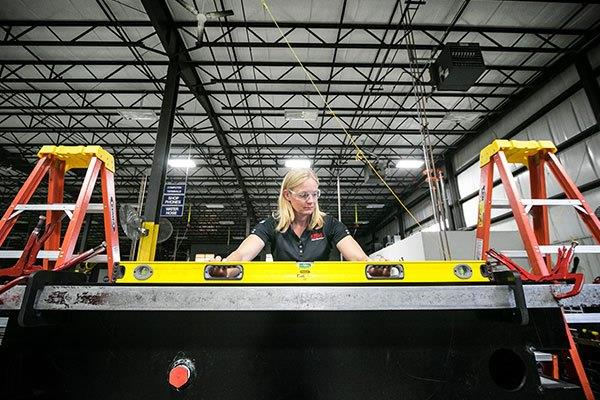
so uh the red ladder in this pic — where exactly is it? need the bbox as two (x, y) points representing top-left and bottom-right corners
(0, 145), (120, 281)
(475, 139), (598, 400)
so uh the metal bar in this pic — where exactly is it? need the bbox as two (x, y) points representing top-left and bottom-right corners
(141, 58), (180, 224)
(2, 142), (455, 150)
(0, 284), (574, 311)
(0, 40), (574, 53)
(0, 20), (589, 35)
(0, 59), (545, 71)
(0, 77), (525, 90)
(0, 127), (473, 135)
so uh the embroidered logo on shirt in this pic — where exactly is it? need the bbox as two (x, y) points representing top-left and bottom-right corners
(310, 232), (325, 241)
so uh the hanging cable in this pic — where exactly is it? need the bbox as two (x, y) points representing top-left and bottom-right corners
(397, 0), (452, 260)
(260, 0), (422, 228)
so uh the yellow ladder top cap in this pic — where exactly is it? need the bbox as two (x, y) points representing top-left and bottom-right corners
(479, 139), (556, 167)
(37, 145), (115, 172)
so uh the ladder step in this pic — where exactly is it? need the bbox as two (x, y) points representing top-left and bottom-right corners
(0, 250), (107, 263)
(13, 203), (104, 212)
(502, 245), (600, 258)
(564, 313), (600, 323)
(492, 199), (582, 209)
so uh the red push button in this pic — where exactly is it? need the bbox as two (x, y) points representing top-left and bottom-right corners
(169, 364), (191, 390)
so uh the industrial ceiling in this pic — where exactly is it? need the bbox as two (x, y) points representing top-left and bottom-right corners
(0, 0), (599, 256)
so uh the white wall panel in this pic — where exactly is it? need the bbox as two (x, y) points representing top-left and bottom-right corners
(453, 65), (579, 170)
(457, 162), (480, 198)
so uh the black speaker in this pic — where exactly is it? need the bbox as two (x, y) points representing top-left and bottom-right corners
(430, 42), (485, 91)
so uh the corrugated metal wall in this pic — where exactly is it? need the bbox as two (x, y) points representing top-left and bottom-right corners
(373, 44), (600, 280)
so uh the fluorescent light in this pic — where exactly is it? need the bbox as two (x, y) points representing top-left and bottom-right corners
(205, 204), (224, 209)
(117, 109), (158, 121)
(232, 236), (245, 240)
(168, 159), (196, 168)
(284, 110), (318, 121)
(284, 159), (311, 169)
(366, 204), (385, 209)
(219, 220), (235, 225)
(396, 159), (424, 169)
(443, 112), (482, 123)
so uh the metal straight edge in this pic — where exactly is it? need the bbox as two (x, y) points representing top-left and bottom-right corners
(0, 284), (574, 312)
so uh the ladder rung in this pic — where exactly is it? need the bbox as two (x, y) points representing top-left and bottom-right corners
(564, 313), (600, 323)
(13, 203), (104, 212)
(522, 199), (582, 206)
(492, 199), (583, 209)
(0, 250), (107, 263)
(502, 245), (600, 258)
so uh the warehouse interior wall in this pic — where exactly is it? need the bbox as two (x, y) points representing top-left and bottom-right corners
(372, 43), (600, 281)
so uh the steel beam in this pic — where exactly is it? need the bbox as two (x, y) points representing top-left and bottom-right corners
(0, 20), (588, 35)
(0, 127), (473, 135)
(141, 0), (255, 222)
(0, 39), (570, 53)
(0, 59), (545, 71)
(142, 58), (180, 224)
(444, 156), (466, 229)
(575, 54), (600, 124)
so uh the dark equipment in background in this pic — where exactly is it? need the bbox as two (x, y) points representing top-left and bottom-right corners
(430, 42), (486, 91)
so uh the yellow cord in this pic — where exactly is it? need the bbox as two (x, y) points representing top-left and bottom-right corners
(260, 0), (421, 227)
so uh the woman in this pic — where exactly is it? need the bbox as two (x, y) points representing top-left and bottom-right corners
(217, 168), (369, 262)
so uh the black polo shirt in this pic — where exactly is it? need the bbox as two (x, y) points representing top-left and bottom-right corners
(250, 215), (351, 261)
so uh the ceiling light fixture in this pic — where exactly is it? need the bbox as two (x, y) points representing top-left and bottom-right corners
(205, 204), (224, 209)
(219, 220), (235, 225)
(284, 110), (318, 121)
(117, 109), (158, 121)
(366, 204), (385, 209)
(396, 159), (424, 169)
(168, 159), (196, 168)
(284, 159), (311, 169)
(442, 111), (483, 123)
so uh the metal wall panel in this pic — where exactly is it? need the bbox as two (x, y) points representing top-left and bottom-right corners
(453, 65), (579, 171)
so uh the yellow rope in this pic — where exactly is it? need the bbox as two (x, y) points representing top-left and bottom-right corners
(260, 0), (421, 227)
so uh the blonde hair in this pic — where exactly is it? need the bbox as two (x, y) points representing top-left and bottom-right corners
(275, 168), (325, 232)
